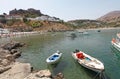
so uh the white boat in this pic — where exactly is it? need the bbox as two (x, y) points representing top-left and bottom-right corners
(82, 31), (89, 35)
(46, 51), (62, 64)
(72, 50), (104, 73)
(111, 33), (120, 51)
(76, 29), (89, 35)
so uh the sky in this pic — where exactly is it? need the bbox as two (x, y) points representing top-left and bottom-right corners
(0, 0), (120, 21)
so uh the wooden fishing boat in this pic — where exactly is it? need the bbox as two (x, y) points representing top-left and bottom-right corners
(46, 51), (62, 64)
(72, 50), (104, 73)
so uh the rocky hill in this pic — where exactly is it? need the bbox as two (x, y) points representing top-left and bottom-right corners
(67, 19), (107, 29)
(1, 8), (120, 31)
(97, 11), (120, 27)
(97, 11), (120, 23)
(9, 8), (42, 18)
(0, 8), (73, 32)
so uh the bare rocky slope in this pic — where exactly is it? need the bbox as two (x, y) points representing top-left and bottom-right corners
(97, 11), (120, 23)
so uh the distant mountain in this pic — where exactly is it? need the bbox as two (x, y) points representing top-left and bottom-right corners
(97, 11), (120, 22)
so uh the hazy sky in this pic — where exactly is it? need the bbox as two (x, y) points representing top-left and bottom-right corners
(0, 0), (120, 21)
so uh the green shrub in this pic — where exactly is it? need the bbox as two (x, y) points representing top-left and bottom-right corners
(29, 21), (43, 28)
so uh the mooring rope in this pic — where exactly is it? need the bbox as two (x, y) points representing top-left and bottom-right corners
(93, 71), (107, 79)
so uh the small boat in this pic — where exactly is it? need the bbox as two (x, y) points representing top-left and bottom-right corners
(97, 30), (101, 32)
(76, 29), (89, 35)
(82, 31), (89, 35)
(46, 51), (62, 64)
(72, 50), (104, 73)
(111, 33), (120, 51)
(76, 29), (84, 33)
(66, 32), (76, 37)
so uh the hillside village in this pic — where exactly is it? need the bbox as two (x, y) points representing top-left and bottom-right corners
(1, 8), (62, 21)
(0, 8), (120, 34)
(0, 8), (72, 33)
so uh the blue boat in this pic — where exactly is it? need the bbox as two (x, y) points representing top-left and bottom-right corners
(46, 51), (62, 64)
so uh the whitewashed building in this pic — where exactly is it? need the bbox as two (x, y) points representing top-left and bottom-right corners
(0, 28), (10, 34)
(27, 15), (61, 22)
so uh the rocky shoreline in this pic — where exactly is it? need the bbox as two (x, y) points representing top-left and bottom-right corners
(0, 41), (64, 79)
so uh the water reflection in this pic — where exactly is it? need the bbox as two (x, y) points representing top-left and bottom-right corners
(72, 55), (110, 79)
(111, 46), (120, 60)
(3, 29), (120, 79)
(47, 60), (67, 75)
(69, 33), (77, 40)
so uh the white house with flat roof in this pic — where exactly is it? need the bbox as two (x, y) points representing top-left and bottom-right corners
(0, 28), (10, 34)
(27, 15), (61, 22)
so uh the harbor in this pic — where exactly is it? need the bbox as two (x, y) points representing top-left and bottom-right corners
(0, 28), (119, 79)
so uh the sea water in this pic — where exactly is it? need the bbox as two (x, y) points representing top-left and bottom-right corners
(1, 29), (120, 79)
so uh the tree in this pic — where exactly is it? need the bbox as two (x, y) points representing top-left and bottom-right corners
(23, 18), (28, 23)
(0, 19), (6, 24)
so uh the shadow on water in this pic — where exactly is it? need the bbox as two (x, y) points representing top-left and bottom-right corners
(69, 33), (77, 40)
(93, 71), (111, 79)
(73, 59), (110, 79)
(47, 60), (67, 76)
(82, 66), (110, 79)
(111, 46), (120, 60)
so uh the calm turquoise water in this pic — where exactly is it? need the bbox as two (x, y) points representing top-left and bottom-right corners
(1, 29), (120, 79)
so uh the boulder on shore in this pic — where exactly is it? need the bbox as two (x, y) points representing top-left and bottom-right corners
(0, 41), (25, 51)
(53, 73), (64, 79)
(24, 69), (52, 79)
(0, 41), (65, 79)
(0, 62), (31, 79)
(0, 41), (25, 73)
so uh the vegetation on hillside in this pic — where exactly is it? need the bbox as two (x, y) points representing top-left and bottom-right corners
(67, 20), (108, 29)
(0, 8), (73, 32)
(0, 9), (120, 32)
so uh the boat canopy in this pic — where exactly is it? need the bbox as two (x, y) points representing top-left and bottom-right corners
(76, 52), (85, 59)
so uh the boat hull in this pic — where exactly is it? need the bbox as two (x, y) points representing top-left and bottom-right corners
(111, 41), (120, 52)
(78, 60), (104, 73)
(72, 51), (104, 73)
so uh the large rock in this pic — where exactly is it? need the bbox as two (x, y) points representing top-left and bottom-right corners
(1, 41), (25, 51)
(13, 51), (21, 58)
(0, 66), (11, 73)
(0, 42), (24, 67)
(5, 54), (15, 62)
(24, 70), (52, 79)
(35, 70), (52, 78)
(53, 73), (64, 79)
(1, 59), (10, 66)
(10, 49), (18, 54)
(0, 62), (31, 79)
(0, 48), (10, 58)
